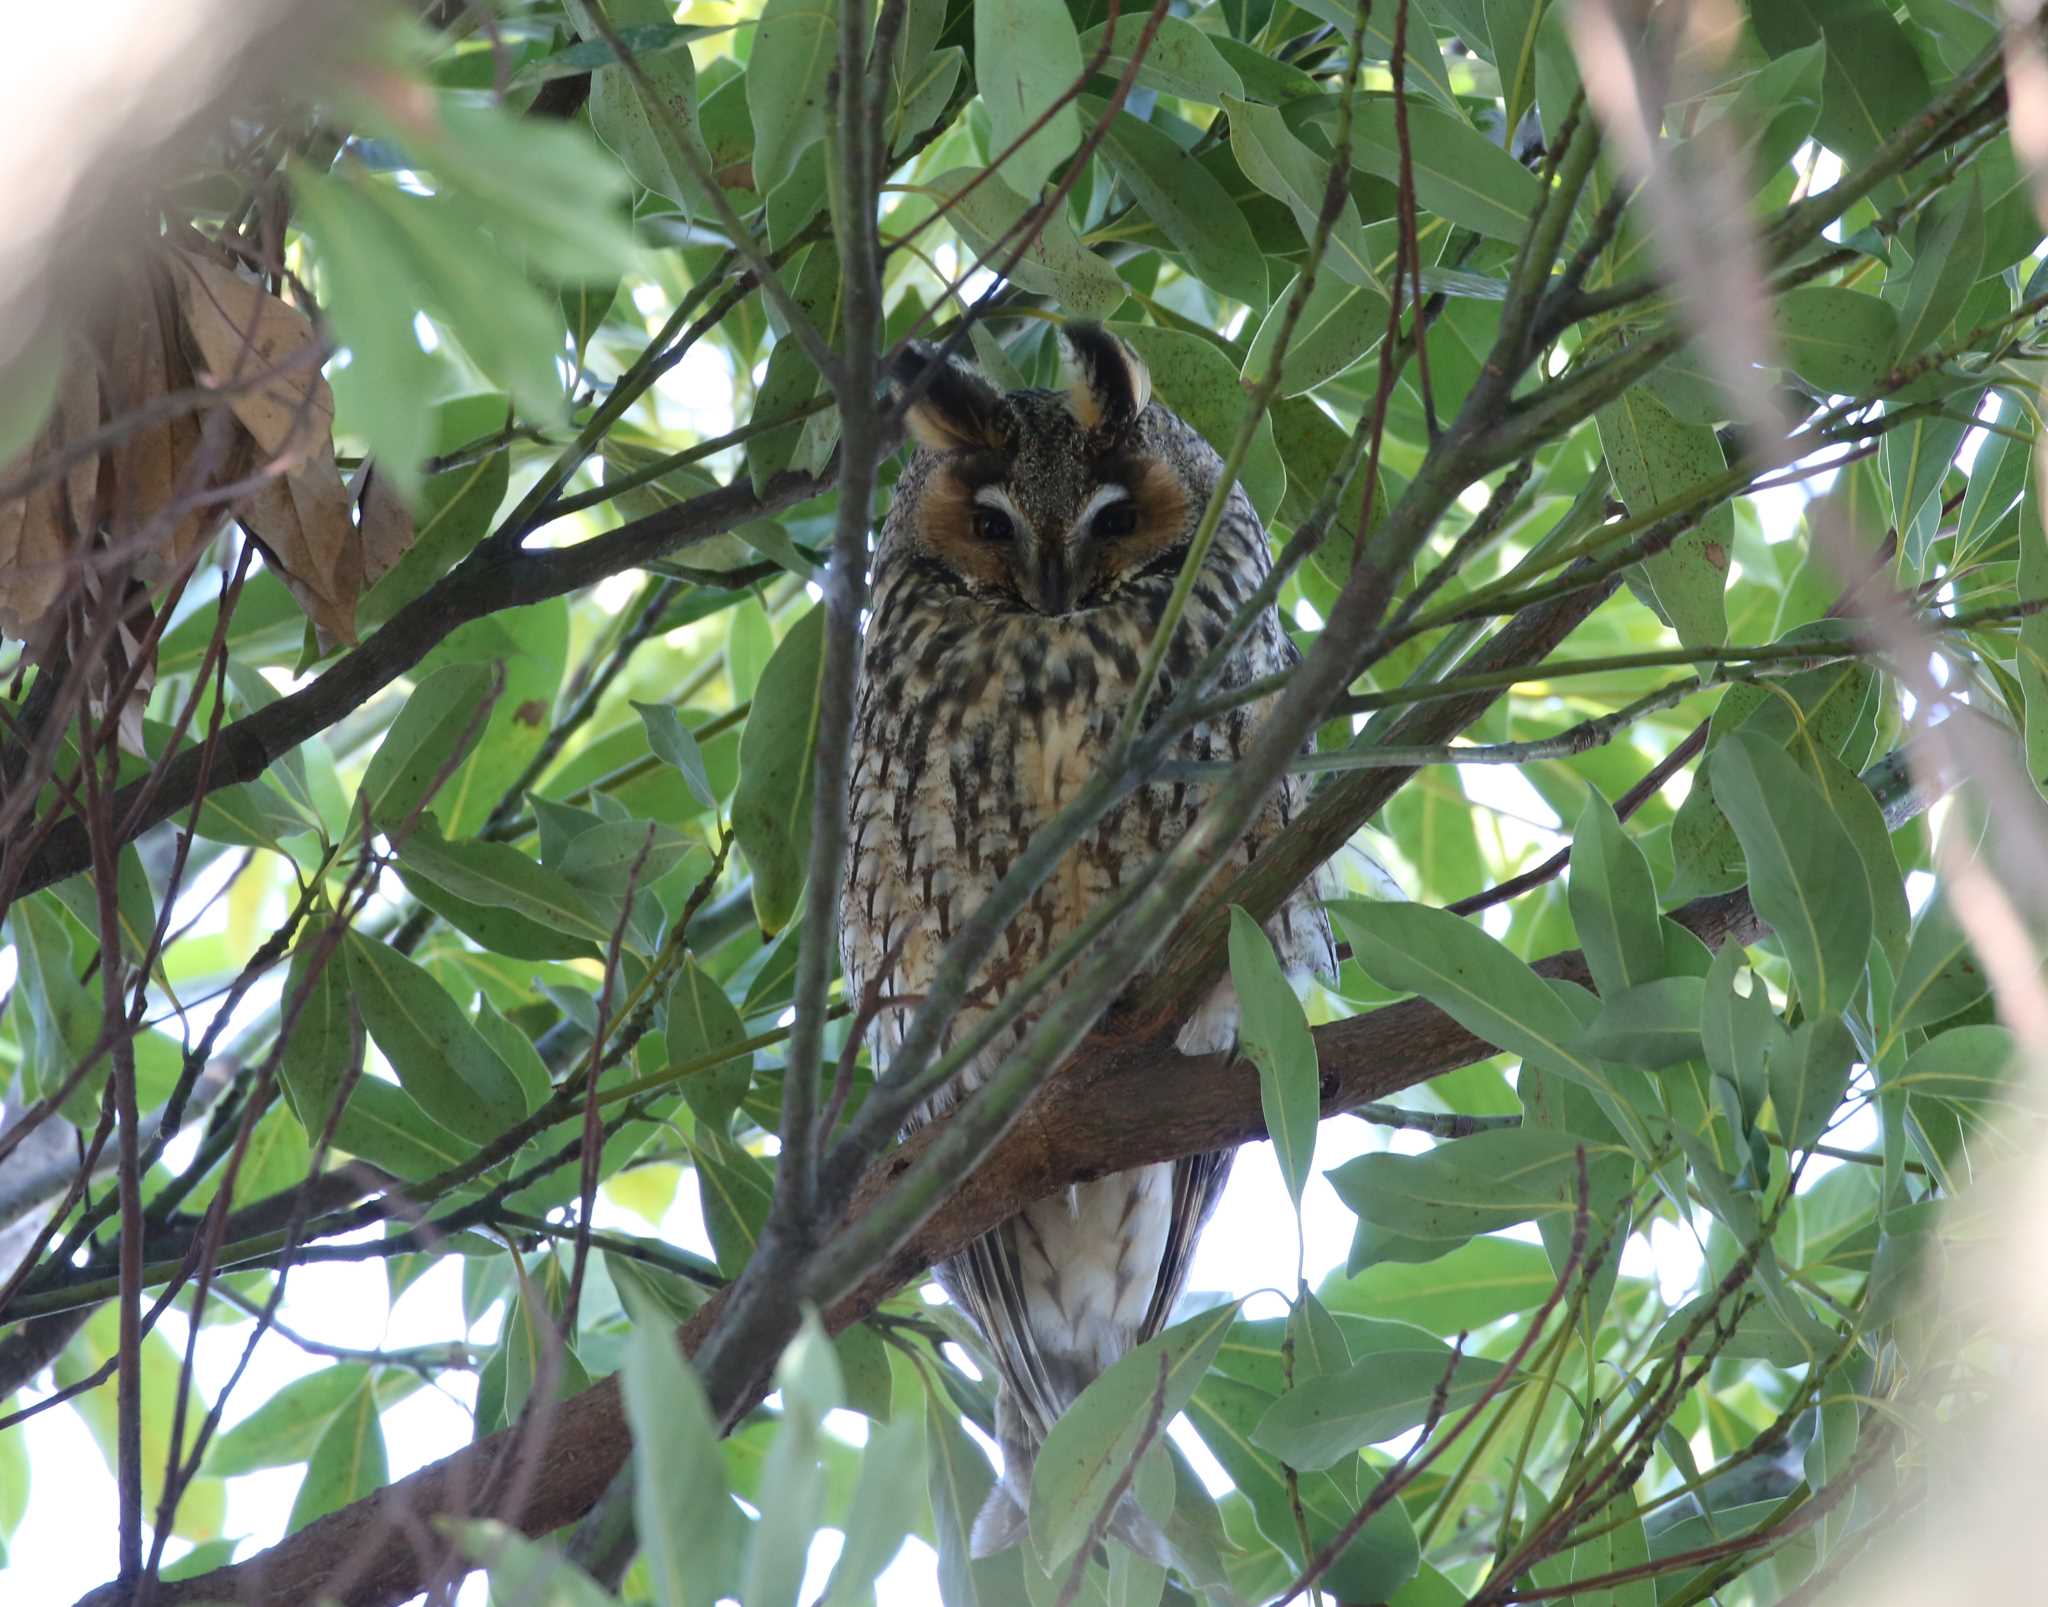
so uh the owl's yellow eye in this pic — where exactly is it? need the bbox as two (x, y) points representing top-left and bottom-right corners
(1092, 499), (1138, 539)
(973, 506), (1015, 543)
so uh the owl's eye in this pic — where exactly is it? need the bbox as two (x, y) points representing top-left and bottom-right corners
(1092, 499), (1139, 539)
(973, 505), (1015, 544)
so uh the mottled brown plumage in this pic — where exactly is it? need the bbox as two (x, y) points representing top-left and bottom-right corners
(840, 325), (1333, 1558)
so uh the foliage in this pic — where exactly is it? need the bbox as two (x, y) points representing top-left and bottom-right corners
(1, 1), (2045, 1604)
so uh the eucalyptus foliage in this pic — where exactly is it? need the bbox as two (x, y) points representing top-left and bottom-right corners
(2, 2), (2045, 1606)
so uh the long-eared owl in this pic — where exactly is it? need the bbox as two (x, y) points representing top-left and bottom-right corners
(840, 324), (1333, 1559)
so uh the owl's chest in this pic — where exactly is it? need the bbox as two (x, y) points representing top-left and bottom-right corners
(848, 610), (1162, 979)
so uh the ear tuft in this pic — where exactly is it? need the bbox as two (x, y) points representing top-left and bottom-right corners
(1059, 323), (1151, 432)
(888, 342), (1005, 452)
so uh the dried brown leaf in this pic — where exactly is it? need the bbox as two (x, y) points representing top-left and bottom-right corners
(237, 458), (362, 645)
(0, 355), (101, 642)
(350, 460), (415, 592)
(168, 250), (363, 643)
(170, 251), (331, 463)
(102, 255), (229, 582)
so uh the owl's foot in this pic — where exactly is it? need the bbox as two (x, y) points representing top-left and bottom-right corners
(970, 1481), (1030, 1558)
(969, 1481), (1178, 1572)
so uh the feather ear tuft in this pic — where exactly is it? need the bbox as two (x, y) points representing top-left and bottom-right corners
(888, 342), (1005, 452)
(1059, 323), (1151, 432)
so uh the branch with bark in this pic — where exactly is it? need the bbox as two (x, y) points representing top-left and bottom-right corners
(97, 875), (1783, 1607)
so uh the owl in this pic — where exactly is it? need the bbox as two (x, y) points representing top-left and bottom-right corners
(840, 324), (1334, 1561)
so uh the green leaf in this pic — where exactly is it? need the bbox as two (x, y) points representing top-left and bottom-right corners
(744, 1314), (843, 1607)
(278, 929), (354, 1130)
(732, 603), (827, 933)
(820, 1412), (924, 1604)
(625, 1322), (739, 1607)
(668, 957), (753, 1132)
(1891, 889), (1991, 1032)
(475, 997), (552, 1115)
(1710, 732), (1873, 1017)
(1753, 0), (1933, 182)
(289, 171), (447, 497)
(748, 0), (836, 194)
(1596, 386), (1731, 653)
(513, 22), (723, 84)
(1107, 322), (1284, 521)
(930, 167), (1128, 320)
(691, 1132), (776, 1276)
(566, 0), (718, 219)
(1319, 1236), (1566, 1334)
(1573, 978), (1706, 1070)
(359, 662), (494, 834)
(357, 397), (513, 630)
(206, 1365), (372, 1477)
(1251, 1347), (1506, 1470)
(1775, 286), (1900, 396)
(344, 930), (527, 1135)
(1289, 0), (1457, 108)
(634, 700), (721, 810)
(1288, 1289), (1352, 1380)
(1666, 643), (1876, 900)
(1569, 788), (1662, 1000)
(891, 46), (965, 157)
(555, 819), (697, 895)
(287, 1377), (388, 1532)
(1183, 1372), (1420, 1601)
(832, 1322), (896, 1421)
(1244, 268), (1387, 397)
(1888, 1023), (2016, 1108)
(357, 189), (567, 429)
(53, 1309), (225, 1540)
(926, 1386), (1017, 1607)
(2022, 437), (2048, 799)
(1326, 1128), (1598, 1259)
(976, 0), (1085, 197)
(394, 825), (616, 951)
(1028, 1301), (1240, 1568)
(1794, 743), (1909, 972)
(1077, 16), (1245, 104)
(412, 601), (569, 836)
(1341, 98), (1543, 242)
(749, 241), (842, 495)
(1093, 108), (1267, 308)
(11, 893), (104, 1125)
(1223, 95), (1381, 291)
(1329, 899), (1628, 1105)
(1769, 1016), (1858, 1153)
(1229, 907), (1320, 1206)
(1889, 175), (1985, 363)
(1715, 42), (1826, 192)
(329, 1076), (476, 1181)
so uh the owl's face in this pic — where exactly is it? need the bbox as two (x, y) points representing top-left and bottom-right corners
(879, 326), (1223, 618)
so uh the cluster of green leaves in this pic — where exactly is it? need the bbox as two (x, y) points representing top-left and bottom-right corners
(2, 0), (2046, 1601)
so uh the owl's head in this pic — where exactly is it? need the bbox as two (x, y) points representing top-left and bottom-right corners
(880, 324), (1223, 617)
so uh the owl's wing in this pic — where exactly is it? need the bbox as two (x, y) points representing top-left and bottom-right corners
(1139, 1149), (1233, 1340)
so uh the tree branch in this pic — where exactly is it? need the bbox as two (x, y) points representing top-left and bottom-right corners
(105, 871), (1809, 1607)
(5, 463), (840, 898)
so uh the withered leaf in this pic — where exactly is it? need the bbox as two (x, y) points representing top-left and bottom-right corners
(170, 251), (364, 644)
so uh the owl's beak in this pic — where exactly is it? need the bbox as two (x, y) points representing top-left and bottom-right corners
(1031, 540), (1075, 616)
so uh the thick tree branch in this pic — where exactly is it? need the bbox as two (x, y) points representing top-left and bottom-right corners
(109, 876), (1794, 1607)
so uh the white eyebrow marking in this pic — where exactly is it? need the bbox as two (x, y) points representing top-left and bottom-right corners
(971, 484), (1029, 532)
(1072, 483), (1131, 538)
